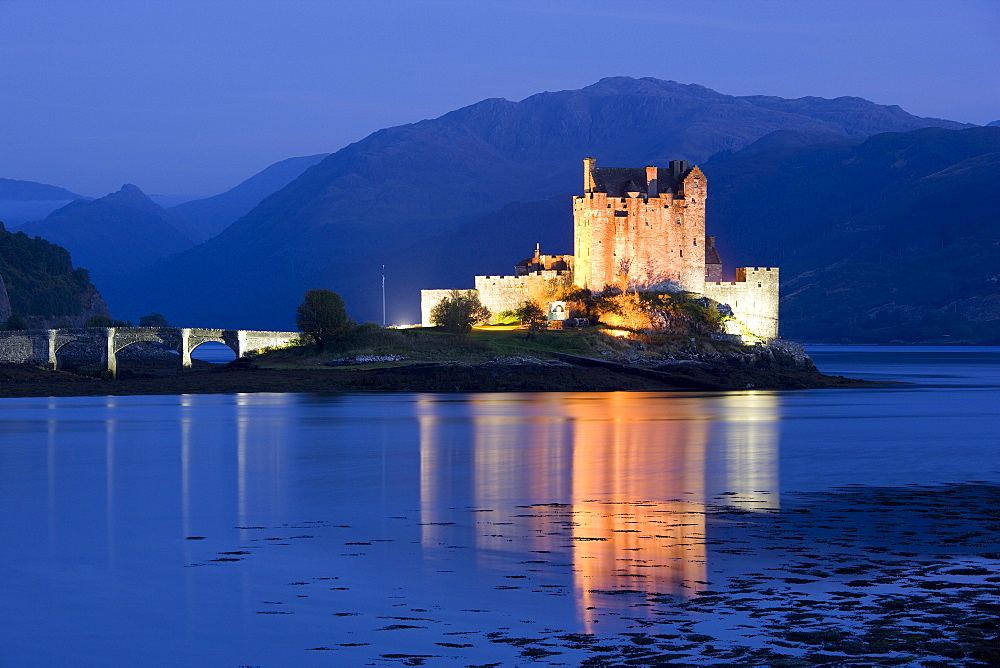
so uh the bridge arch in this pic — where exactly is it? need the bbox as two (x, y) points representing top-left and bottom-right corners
(187, 340), (238, 363)
(0, 326), (300, 377)
(52, 337), (92, 371)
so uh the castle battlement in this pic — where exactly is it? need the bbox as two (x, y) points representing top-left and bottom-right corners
(421, 158), (779, 341)
(703, 267), (780, 341)
(574, 158), (707, 294)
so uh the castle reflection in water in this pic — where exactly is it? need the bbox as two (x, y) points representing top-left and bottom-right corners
(416, 392), (778, 628)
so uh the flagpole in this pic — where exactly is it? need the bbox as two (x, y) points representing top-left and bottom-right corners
(381, 264), (386, 326)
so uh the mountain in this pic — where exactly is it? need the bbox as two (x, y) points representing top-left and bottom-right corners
(0, 178), (85, 226)
(102, 76), (971, 329)
(702, 126), (1000, 343)
(987, 120), (1000, 127)
(0, 222), (109, 326)
(0, 178), (82, 201)
(170, 153), (329, 239)
(330, 126), (1000, 342)
(18, 185), (200, 277)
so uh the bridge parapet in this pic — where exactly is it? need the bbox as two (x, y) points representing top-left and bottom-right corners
(0, 327), (300, 377)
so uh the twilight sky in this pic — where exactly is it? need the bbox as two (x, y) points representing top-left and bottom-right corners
(2, 0), (998, 198)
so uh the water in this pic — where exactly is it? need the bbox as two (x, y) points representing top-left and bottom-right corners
(0, 347), (997, 665)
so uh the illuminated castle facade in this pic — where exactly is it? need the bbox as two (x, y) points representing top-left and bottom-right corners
(421, 158), (779, 341)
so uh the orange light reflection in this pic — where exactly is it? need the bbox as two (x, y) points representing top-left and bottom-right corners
(417, 391), (778, 631)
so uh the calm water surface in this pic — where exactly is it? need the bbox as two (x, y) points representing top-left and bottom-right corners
(1, 347), (997, 665)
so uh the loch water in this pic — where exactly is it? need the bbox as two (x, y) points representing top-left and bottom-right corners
(1, 347), (998, 665)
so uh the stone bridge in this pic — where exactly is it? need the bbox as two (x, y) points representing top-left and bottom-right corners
(0, 327), (301, 377)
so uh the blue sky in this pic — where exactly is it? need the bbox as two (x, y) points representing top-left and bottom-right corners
(2, 0), (997, 197)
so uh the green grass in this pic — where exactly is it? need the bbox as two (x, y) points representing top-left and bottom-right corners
(255, 324), (747, 368)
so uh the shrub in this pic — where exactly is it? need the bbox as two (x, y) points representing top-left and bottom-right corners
(139, 312), (168, 327)
(492, 310), (521, 326)
(595, 290), (724, 335)
(430, 290), (490, 334)
(4, 313), (26, 330)
(85, 315), (131, 327)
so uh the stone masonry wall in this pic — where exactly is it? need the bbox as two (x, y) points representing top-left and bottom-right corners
(702, 267), (780, 341)
(420, 289), (477, 327)
(421, 272), (572, 327)
(475, 270), (571, 317)
(574, 166), (706, 294)
(0, 332), (47, 364)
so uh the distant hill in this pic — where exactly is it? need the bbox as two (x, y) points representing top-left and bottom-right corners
(0, 178), (82, 201)
(987, 120), (1000, 127)
(102, 76), (971, 328)
(0, 222), (109, 326)
(702, 126), (1000, 343)
(0, 178), (85, 226)
(19, 185), (199, 278)
(170, 153), (329, 239)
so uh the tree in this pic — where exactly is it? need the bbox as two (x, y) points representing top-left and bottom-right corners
(516, 300), (547, 333)
(4, 313), (26, 331)
(430, 290), (490, 334)
(296, 289), (352, 351)
(85, 315), (130, 327)
(139, 312), (168, 327)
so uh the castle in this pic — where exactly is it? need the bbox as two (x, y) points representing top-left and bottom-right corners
(421, 158), (779, 342)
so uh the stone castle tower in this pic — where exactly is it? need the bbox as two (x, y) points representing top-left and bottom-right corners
(574, 158), (707, 294)
(421, 157), (780, 341)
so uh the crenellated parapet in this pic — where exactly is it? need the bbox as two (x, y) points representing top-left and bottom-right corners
(574, 158), (707, 294)
(418, 157), (780, 343)
(702, 268), (780, 341)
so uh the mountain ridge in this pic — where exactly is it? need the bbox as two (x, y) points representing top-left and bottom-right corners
(100, 76), (976, 330)
(0, 178), (82, 201)
(170, 153), (330, 239)
(19, 184), (199, 278)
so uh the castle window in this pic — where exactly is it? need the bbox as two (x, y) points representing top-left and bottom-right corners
(693, 238), (697, 246)
(676, 219), (681, 225)
(680, 250), (683, 257)
(757, 282), (762, 288)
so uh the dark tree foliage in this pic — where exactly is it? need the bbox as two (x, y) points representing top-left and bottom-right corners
(4, 313), (26, 330)
(516, 301), (547, 332)
(0, 223), (94, 317)
(431, 291), (491, 334)
(296, 289), (352, 351)
(139, 312), (169, 327)
(85, 315), (130, 327)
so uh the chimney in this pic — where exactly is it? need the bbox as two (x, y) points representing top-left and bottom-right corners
(584, 157), (596, 193)
(534, 243), (540, 259)
(645, 166), (658, 197)
(669, 160), (689, 181)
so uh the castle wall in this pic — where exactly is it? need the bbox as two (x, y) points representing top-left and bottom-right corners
(420, 271), (572, 327)
(573, 166), (706, 294)
(702, 268), (780, 341)
(420, 159), (780, 343)
(475, 270), (571, 316)
(420, 289), (477, 327)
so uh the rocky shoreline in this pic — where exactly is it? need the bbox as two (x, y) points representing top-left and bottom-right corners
(0, 345), (879, 398)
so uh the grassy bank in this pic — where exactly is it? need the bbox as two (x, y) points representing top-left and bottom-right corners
(258, 323), (746, 369)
